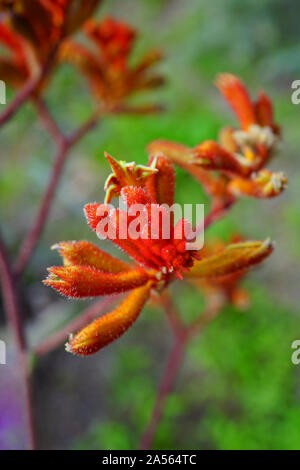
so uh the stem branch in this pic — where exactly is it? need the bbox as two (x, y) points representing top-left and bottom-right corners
(14, 110), (101, 276)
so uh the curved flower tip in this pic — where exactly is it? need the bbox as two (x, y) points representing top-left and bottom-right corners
(43, 266), (150, 298)
(51, 240), (130, 273)
(146, 154), (175, 206)
(185, 239), (274, 279)
(66, 282), (152, 356)
(215, 73), (256, 130)
(147, 139), (192, 165)
(104, 152), (158, 203)
(84, 203), (109, 231)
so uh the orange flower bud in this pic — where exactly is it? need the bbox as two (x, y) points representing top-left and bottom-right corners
(52, 240), (130, 273)
(66, 282), (152, 355)
(44, 266), (150, 298)
(215, 73), (256, 130)
(228, 170), (288, 199)
(185, 239), (274, 279)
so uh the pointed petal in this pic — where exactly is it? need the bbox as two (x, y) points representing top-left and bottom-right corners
(215, 74), (256, 130)
(52, 241), (130, 273)
(84, 203), (110, 231)
(146, 154), (175, 206)
(147, 139), (192, 165)
(104, 152), (129, 188)
(44, 266), (149, 298)
(131, 49), (163, 75)
(104, 153), (158, 203)
(254, 91), (274, 127)
(185, 240), (274, 278)
(66, 282), (152, 356)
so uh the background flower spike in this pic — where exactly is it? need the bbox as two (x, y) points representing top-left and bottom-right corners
(215, 73), (256, 130)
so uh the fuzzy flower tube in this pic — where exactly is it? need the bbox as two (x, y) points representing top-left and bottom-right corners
(44, 153), (274, 356)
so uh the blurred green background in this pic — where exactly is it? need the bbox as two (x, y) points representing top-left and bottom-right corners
(1, 0), (300, 450)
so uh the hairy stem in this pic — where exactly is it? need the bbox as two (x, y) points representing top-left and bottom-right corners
(0, 233), (36, 450)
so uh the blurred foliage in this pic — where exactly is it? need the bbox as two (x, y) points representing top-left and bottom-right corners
(74, 286), (300, 450)
(1, 0), (300, 450)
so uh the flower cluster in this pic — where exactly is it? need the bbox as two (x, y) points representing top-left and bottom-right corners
(60, 16), (164, 108)
(0, 2), (163, 108)
(148, 74), (287, 207)
(0, 0), (101, 88)
(44, 153), (273, 356)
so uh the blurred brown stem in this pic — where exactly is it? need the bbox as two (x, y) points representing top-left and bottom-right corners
(0, 232), (36, 450)
(14, 109), (101, 276)
(0, 42), (60, 129)
(161, 290), (185, 338)
(139, 299), (222, 450)
(139, 333), (187, 450)
(33, 97), (64, 144)
(204, 199), (236, 230)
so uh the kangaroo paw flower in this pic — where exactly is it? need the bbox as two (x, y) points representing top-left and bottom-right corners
(66, 282), (152, 356)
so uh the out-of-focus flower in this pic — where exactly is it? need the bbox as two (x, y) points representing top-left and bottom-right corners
(0, 23), (31, 87)
(0, 0), (101, 83)
(60, 16), (164, 109)
(44, 153), (274, 356)
(148, 74), (287, 204)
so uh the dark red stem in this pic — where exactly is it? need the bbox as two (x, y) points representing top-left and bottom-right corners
(0, 233), (36, 450)
(0, 42), (60, 129)
(139, 334), (187, 450)
(14, 111), (101, 276)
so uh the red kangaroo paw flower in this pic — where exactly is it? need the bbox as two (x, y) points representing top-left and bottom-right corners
(60, 16), (164, 108)
(147, 139), (226, 200)
(52, 240), (130, 273)
(44, 266), (149, 298)
(66, 281), (152, 356)
(104, 152), (157, 203)
(192, 140), (252, 176)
